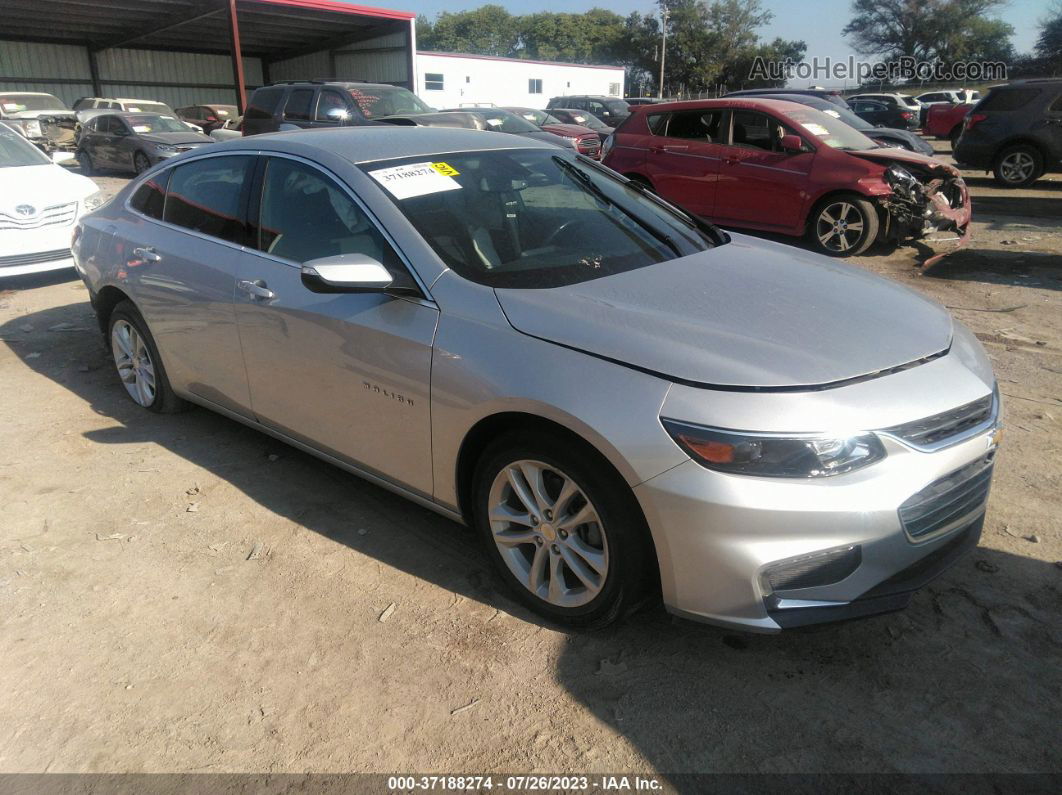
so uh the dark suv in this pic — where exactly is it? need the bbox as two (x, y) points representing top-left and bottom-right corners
(546, 95), (629, 125)
(954, 79), (1062, 187)
(242, 80), (433, 136)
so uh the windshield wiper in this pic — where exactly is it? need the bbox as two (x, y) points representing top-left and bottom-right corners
(551, 155), (681, 257)
(622, 177), (727, 247)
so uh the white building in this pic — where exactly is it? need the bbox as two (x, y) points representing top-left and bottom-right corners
(414, 51), (625, 110)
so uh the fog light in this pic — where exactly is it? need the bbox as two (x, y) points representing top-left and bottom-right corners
(762, 545), (862, 593)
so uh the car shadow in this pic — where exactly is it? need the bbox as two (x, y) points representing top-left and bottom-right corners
(971, 194), (1062, 220)
(923, 248), (1062, 292)
(962, 175), (1062, 193)
(3, 302), (1061, 776)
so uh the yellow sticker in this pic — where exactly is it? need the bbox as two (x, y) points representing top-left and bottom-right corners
(432, 161), (460, 176)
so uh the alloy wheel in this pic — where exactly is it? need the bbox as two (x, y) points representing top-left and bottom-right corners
(998, 151), (1035, 184)
(816, 201), (865, 253)
(487, 459), (609, 608)
(111, 319), (157, 407)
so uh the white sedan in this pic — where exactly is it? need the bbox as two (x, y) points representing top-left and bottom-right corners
(1, 122), (104, 277)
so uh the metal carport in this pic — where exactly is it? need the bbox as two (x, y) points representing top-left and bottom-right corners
(0, 0), (416, 112)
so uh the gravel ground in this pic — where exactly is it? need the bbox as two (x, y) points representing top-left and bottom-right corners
(0, 142), (1059, 778)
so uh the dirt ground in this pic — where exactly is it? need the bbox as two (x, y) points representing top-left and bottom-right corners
(0, 141), (1059, 779)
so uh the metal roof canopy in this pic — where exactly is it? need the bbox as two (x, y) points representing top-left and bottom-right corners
(2, 0), (416, 110)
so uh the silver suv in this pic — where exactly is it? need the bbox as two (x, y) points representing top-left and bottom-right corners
(73, 127), (1001, 631)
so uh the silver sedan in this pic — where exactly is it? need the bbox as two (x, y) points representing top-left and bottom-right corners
(73, 127), (1001, 631)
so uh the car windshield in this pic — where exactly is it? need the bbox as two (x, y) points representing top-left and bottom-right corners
(607, 99), (630, 114)
(124, 102), (172, 114)
(469, 111), (538, 133)
(815, 104), (873, 131)
(569, 112), (606, 130)
(362, 149), (723, 289)
(781, 107), (878, 151)
(0, 125), (51, 166)
(124, 114), (190, 134)
(349, 86), (433, 119)
(0, 94), (68, 113)
(511, 109), (561, 126)
(211, 106), (237, 117)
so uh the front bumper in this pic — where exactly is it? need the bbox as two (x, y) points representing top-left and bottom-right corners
(635, 398), (1000, 632)
(0, 214), (79, 277)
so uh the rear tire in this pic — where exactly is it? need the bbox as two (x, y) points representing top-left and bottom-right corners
(77, 150), (95, 175)
(108, 301), (188, 414)
(808, 194), (879, 257)
(133, 152), (152, 175)
(992, 144), (1043, 188)
(472, 429), (653, 628)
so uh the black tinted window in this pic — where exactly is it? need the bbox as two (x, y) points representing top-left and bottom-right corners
(980, 88), (1040, 112)
(257, 157), (401, 268)
(283, 89), (315, 121)
(130, 171), (170, 220)
(245, 87), (285, 120)
(164, 156), (253, 244)
(666, 109), (723, 141)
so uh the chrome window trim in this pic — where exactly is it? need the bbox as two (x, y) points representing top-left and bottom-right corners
(122, 148), (436, 305)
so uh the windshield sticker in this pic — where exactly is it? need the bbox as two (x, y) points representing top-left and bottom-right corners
(132, 125), (151, 133)
(2, 102), (22, 111)
(369, 161), (462, 200)
(801, 122), (830, 136)
(127, 106), (142, 112)
(431, 161), (460, 177)
(823, 110), (841, 119)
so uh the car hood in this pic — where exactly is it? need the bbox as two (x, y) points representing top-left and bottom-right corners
(138, 132), (212, 145)
(0, 164), (96, 208)
(849, 146), (958, 175)
(541, 122), (595, 137)
(4, 109), (75, 120)
(867, 129), (935, 155)
(494, 235), (954, 389)
(515, 130), (570, 145)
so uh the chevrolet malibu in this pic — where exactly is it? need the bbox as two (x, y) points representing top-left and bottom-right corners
(73, 128), (1001, 631)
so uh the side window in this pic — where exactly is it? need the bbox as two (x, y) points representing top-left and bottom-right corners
(666, 109), (722, 141)
(245, 87), (285, 120)
(315, 91), (350, 122)
(589, 100), (607, 116)
(646, 113), (668, 135)
(164, 155), (254, 244)
(730, 110), (798, 152)
(256, 157), (402, 271)
(283, 89), (315, 121)
(130, 170), (171, 221)
(96, 117), (114, 134)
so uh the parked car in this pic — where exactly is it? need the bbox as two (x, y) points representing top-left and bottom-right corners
(73, 126), (1000, 631)
(726, 87), (850, 109)
(242, 80), (433, 135)
(849, 98), (919, 131)
(73, 97), (180, 116)
(749, 93), (933, 155)
(502, 107), (602, 157)
(381, 111), (481, 130)
(436, 109), (575, 149)
(546, 95), (629, 125)
(546, 108), (614, 142)
(602, 98), (970, 257)
(848, 92), (923, 112)
(915, 90), (962, 106)
(0, 122), (103, 277)
(956, 89), (981, 104)
(209, 116), (243, 142)
(925, 102), (975, 149)
(0, 92), (78, 154)
(175, 104), (238, 134)
(954, 79), (1062, 187)
(77, 113), (213, 175)
(625, 98), (660, 106)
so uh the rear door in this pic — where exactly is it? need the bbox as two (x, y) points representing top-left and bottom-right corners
(281, 87), (316, 129)
(644, 108), (725, 217)
(712, 108), (814, 231)
(233, 155), (438, 495)
(121, 154), (256, 414)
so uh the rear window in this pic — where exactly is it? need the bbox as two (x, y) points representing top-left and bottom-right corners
(283, 89), (315, 121)
(980, 88), (1040, 112)
(163, 155), (254, 245)
(130, 171), (171, 220)
(246, 87), (285, 120)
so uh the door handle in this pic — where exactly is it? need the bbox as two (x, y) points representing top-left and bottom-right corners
(238, 279), (275, 300)
(131, 246), (161, 263)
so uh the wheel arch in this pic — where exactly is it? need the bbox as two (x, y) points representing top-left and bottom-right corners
(804, 188), (882, 236)
(92, 284), (134, 333)
(992, 137), (1048, 163)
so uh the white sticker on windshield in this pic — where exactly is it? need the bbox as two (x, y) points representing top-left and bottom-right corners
(823, 110), (841, 119)
(801, 122), (830, 136)
(368, 161), (462, 200)
(127, 106), (142, 112)
(2, 103), (20, 110)
(132, 125), (151, 133)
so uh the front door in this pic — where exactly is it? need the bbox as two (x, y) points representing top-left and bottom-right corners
(234, 155), (438, 496)
(713, 109), (814, 231)
(644, 108), (725, 218)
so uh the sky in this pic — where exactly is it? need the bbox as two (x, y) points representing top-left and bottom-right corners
(367, 0), (1045, 69)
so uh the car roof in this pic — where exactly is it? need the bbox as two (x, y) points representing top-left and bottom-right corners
(214, 126), (557, 163)
(2, 91), (58, 97)
(630, 97), (812, 114)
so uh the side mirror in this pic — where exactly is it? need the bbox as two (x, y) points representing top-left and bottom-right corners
(779, 134), (804, 153)
(300, 254), (394, 294)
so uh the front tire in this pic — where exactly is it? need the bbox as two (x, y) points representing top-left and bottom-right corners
(133, 152), (152, 175)
(992, 144), (1043, 188)
(77, 150), (95, 175)
(108, 301), (187, 414)
(808, 194), (879, 256)
(472, 430), (652, 628)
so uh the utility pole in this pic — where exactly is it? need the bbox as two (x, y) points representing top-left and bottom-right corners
(658, 3), (669, 100)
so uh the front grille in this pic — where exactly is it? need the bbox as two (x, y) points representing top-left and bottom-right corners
(0, 248), (72, 268)
(898, 454), (994, 539)
(0, 202), (77, 231)
(884, 393), (994, 448)
(577, 137), (601, 157)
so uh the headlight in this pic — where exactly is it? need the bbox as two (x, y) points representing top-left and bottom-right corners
(154, 143), (176, 153)
(884, 164), (921, 200)
(24, 120), (42, 137)
(661, 419), (886, 478)
(83, 190), (106, 212)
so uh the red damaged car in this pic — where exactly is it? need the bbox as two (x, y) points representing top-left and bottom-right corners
(602, 98), (970, 257)
(503, 107), (603, 158)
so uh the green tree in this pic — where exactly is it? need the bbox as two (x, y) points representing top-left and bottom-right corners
(1036, 1), (1062, 74)
(426, 4), (521, 57)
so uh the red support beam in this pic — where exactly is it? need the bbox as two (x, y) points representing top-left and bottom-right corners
(227, 0), (247, 113)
